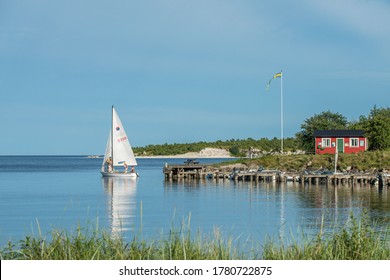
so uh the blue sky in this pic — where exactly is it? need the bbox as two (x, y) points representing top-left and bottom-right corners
(0, 0), (389, 155)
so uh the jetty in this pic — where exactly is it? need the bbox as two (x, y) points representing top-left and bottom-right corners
(163, 159), (208, 180)
(163, 161), (390, 187)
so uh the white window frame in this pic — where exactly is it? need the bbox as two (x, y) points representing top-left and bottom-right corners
(350, 138), (359, 147)
(322, 138), (331, 148)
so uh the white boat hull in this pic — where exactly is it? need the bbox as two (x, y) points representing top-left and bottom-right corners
(101, 171), (139, 178)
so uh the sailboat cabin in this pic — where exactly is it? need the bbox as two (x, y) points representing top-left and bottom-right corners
(314, 130), (367, 155)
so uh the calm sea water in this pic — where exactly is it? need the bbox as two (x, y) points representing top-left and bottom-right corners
(0, 156), (389, 246)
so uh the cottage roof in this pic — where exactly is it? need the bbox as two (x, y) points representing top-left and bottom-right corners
(313, 130), (365, 137)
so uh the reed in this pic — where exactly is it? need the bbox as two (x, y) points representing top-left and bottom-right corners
(263, 214), (390, 260)
(1, 215), (389, 260)
(0, 222), (242, 260)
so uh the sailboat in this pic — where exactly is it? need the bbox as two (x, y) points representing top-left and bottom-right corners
(101, 106), (139, 178)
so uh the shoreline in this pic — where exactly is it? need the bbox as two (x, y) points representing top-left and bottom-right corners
(136, 155), (235, 159)
(135, 148), (234, 159)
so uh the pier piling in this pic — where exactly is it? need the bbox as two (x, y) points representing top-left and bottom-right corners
(163, 163), (389, 187)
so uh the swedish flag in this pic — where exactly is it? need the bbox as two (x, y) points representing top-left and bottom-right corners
(266, 71), (282, 90)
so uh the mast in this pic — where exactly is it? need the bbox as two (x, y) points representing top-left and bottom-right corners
(280, 70), (283, 154)
(111, 105), (114, 169)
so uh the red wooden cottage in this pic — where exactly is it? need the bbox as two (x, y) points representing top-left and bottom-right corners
(314, 130), (367, 155)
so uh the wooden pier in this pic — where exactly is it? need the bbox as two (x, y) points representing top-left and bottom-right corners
(301, 173), (379, 185)
(163, 160), (208, 180)
(163, 162), (390, 187)
(230, 171), (281, 182)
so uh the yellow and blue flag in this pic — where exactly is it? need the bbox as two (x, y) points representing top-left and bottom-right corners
(266, 71), (282, 90)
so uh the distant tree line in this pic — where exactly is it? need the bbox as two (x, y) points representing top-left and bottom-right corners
(133, 105), (390, 156)
(133, 138), (299, 157)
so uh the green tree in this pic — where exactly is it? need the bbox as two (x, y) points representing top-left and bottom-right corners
(229, 145), (241, 157)
(296, 110), (348, 152)
(348, 115), (368, 130)
(361, 106), (390, 150)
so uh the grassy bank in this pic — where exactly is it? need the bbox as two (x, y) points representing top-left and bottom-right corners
(218, 150), (390, 172)
(1, 215), (389, 260)
(0, 226), (242, 260)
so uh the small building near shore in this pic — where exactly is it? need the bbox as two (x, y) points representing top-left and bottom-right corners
(314, 130), (367, 155)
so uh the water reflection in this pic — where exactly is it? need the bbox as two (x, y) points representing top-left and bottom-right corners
(163, 178), (209, 191)
(102, 177), (137, 237)
(281, 182), (390, 235)
(162, 179), (390, 240)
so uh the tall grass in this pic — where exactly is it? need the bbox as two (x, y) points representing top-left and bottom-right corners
(263, 214), (390, 260)
(0, 222), (242, 260)
(1, 215), (389, 260)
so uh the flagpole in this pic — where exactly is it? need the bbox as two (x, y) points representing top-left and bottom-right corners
(265, 70), (284, 153)
(280, 71), (283, 154)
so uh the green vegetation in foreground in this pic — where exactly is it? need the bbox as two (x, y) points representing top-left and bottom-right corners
(263, 214), (390, 260)
(218, 150), (390, 172)
(1, 215), (389, 260)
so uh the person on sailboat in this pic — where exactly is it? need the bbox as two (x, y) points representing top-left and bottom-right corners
(124, 162), (128, 173)
(106, 157), (113, 172)
(130, 166), (135, 173)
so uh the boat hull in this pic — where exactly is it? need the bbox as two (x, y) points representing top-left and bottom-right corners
(101, 171), (139, 178)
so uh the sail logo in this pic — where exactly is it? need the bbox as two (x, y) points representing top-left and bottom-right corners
(116, 126), (121, 131)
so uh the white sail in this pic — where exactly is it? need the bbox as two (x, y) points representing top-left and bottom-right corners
(112, 107), (137, 167)
(101, 106), (138, 177)
(101, 130), (112, 172)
